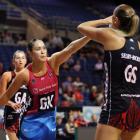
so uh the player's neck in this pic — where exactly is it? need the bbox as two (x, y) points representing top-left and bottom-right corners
(32, 62), (47, 74)
(14, 68), (24, 73)
(111, 28), (128, 37)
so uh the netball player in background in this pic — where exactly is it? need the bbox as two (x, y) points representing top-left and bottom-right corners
(0, 50), (28, 140)
(0, 36), (90, 140)
(78, 4), (140, 140)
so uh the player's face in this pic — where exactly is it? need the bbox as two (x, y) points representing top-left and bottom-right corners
(13, 52), (27, 70)
(31, 40), (47, 62)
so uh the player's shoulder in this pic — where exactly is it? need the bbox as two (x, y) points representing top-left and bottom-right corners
(1, 71), (12, 79)
(19, 68), (29, 76)
(0, 71), (13, 83)
(15, 68), (29, 85)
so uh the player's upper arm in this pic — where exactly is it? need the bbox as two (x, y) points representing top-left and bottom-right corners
(0, 69), (29, 105)
(0, 72), (11, 94)
(48, 52), (62, 75)
(77, 26), (111, 45)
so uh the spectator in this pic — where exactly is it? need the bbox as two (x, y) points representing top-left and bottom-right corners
(51, 31), (64, 48)
(65, 115), (75, 140)
(56, 115), (67, 140)
(74, 112), (87, 127)
(88, 114), (97, 127)
(0, 106), (6, 140)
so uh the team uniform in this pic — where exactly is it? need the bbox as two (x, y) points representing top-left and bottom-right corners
(20, 60), (58, 140)
(99, 38), (140, 131)
(4, 71), (29, 135)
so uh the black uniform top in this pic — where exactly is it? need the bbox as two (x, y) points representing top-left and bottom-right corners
(4, 71), (29, 114)
(102, 38), (140, 114)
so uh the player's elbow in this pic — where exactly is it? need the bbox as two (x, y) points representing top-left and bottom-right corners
(77, 24), (83, 32)
(77, 24), (87, 36)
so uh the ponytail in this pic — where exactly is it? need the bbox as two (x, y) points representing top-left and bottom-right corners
(114, 4), (139, 37)
(127, 14), (139, 37)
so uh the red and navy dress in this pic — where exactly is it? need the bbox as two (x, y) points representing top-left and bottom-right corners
(4, 71), (29, 134)
(20, 60), (58, 140)
(99, 38), (140, 131)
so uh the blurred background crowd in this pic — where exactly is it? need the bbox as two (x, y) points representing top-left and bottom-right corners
(0, 0), (139, 139)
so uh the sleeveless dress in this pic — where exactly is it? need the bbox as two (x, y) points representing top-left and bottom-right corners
(4, 71), (29, 134)
(20, 60), (58, 140)
(99, 38), (140, 131)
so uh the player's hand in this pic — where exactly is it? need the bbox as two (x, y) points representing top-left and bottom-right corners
(10, 102), (22, 111)
(104, 16), (113, 24)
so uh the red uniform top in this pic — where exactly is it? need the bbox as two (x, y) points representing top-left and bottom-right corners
(26, 60), (58, 114)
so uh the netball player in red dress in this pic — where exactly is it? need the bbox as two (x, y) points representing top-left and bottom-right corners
(0, 36), (90, 140)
